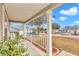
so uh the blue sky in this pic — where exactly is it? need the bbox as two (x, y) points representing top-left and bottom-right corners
(52, 3), (79, 28)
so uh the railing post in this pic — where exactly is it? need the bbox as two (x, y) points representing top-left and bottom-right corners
(23, 23), (26, 40)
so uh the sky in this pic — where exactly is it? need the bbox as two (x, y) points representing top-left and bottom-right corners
(52, 3), (79, 28)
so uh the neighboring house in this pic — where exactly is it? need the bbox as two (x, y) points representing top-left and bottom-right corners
(60, 25), (79, 35)
(52, 29), (60, 34)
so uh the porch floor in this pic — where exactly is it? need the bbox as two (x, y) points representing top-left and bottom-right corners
(21, 40), (46, 56)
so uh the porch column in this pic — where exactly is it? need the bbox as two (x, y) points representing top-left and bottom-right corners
(5, 11), (10, 37)
(46, 11), (52, 56)
(1, 4), (5, 41)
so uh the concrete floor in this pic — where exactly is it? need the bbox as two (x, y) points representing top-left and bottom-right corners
(20, 40), (46, 56)
(19, 40), (76, 56)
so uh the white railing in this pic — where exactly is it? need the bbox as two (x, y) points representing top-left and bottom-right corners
(26, 34), (47, 51)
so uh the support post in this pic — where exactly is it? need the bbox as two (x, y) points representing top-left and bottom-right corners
(46, 11), (52, 56)
(2, 4), (5, 40)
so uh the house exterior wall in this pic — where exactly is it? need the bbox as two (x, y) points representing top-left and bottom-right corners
(0, 4), (2, 41)
(76, 29), (79, 35)
(0, 14), (2, 41)
(67, 30), (74, 34)
(59, 28), (79, 35)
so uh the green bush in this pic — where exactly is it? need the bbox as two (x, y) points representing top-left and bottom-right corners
(0, 37), (28, 56)
(15, 33), (23, 42)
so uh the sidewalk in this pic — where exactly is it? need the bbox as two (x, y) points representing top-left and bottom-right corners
(20, 40), (46, 56)
(53, 34), (79, 39)
(57, 50), (76, 56)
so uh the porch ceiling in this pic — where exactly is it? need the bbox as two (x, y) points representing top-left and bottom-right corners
(4, 3), (49, 22)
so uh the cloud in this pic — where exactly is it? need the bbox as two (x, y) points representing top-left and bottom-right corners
(75, 20), (79, 24)
(72, 20), (79, 26)
(60, 16), (67, 21)
(60, 7), (78, 16)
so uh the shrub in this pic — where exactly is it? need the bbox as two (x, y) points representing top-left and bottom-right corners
(0, 37), (28, 56)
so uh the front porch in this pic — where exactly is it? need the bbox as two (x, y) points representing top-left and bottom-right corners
(0, 3), (62, 56)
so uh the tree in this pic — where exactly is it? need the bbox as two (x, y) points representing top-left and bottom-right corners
(52, 23), (60, 29)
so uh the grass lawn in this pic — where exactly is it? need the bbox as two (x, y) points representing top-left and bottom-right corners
(52, 36), (79, 55)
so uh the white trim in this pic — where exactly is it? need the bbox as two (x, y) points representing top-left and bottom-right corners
(25, 12), (46, 24)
